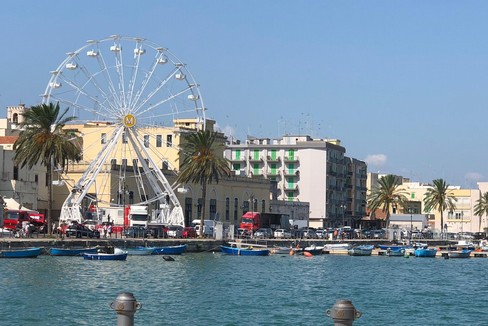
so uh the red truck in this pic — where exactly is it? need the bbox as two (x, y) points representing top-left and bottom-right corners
(3, 209), (46, 231)
(239, 212), (290, 232)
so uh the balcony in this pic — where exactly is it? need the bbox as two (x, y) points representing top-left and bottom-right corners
(283, 155), (299, 163)
(283, 184), (299, 191)
(229, 156), (245, 162)
(266, 155), (281, 162)
(248, 155), (263, 162)
(284, 170), (300, 177)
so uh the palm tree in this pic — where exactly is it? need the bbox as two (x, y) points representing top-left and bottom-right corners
(176, 129), (231, 237)
(13, 102), (81, 235)
(474, 192), (488, 232)
(367, 174), (408, 227)
(423, 178), (457, 238)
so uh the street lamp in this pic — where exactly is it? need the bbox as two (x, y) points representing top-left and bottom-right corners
(408, 207), (413, 242)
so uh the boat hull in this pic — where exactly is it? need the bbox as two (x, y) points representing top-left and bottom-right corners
(348, 245), (374, 256)
(126, 247), (156, 255)
(0, 247), (42, 258)
(83, 248), (128, 260)
(152, 244), (187, 255)
(220, 245), (269, 256)
(448, 250), (472, 258)
(414, 248), (438, 257)
(386, 247), (406, 257)
(49, 247), (98, 256)
(304, 246), (324, 255)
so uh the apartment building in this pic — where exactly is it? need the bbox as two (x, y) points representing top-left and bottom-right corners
(224, 135), (367, 229)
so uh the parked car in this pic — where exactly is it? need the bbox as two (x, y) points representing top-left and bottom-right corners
(167, 225), (184, 238)
(302, 228), (318, 239)
(66, 224), (100, 238)
(124, 226), (151, 238)
(315, 229), (326, 239)
(371, 229), (386, 239)
(147, 225), (168, 238)
(254, 228), (273, 239)
(182, 227), (197, 238)
(274, 228), (292, 238)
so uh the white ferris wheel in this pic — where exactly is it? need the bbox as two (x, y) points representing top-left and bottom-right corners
(42, 35), (206, 225)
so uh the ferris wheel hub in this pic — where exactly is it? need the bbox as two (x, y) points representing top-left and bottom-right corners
(123, 114), (137, 128)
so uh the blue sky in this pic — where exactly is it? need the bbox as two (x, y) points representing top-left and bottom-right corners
(1, 1), (487, 187)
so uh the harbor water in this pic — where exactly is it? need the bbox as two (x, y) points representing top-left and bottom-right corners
(1, 252), (488, 325)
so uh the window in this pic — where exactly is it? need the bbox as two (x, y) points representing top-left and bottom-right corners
(156, 135), (162, 147)
(166, 134), (172, 147)
(144, 135), (149, 148)
(234, 198), (238, 221)
(209, 199), (217, 219)
(162, 161), (169, 170)
(197, 198), (202, 218)
(184, 198), (193, 226)
(122, 132), (128, 144)
(261, 200), (265, 212)
(13, 166), (18, 181)
(35, 174), (38, 184)
(225, 198), (230, 221)
(111, 159), (117, 170)
(12, 113), (18, 124)
(101, 133), (107, 144)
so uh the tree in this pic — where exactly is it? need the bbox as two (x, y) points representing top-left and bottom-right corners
(176, 130), (231, 237)
(13, 102), (81, 235)
(367, 174), (408, 227)
(423, 178), (457, 238)
(474, 192), (488, 232)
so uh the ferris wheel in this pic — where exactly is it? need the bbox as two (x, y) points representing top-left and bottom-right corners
(42, 35), (206, 225)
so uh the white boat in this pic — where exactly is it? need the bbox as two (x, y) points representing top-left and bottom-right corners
(270, 246), (293, 255)
(324, 243), (351, 252)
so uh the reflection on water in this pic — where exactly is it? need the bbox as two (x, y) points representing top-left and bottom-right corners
(1, 253), (488, 325)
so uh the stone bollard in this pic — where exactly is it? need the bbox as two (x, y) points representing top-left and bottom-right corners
(110, 292), (142, 326)
(325, 299), (362, 326)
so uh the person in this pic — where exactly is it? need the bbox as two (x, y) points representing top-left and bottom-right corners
(103, 224), (108, 238)
(107, 224), (113, 238)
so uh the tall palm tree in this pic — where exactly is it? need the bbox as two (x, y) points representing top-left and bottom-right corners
(474, 192), (488, 232)
(423, 178), (457, 238)
(176, 129), (231, 237)
(367, 174), (408, 227)
(13, 102), (81, 235)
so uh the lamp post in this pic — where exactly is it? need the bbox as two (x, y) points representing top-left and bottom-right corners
(408, 207), (413, 242)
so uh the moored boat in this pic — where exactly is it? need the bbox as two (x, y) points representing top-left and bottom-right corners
(49, 247), (98, 256)
(448, 249), (472, 259)
(348, 245), (374, 256)
(414, 247), (438, 258)
(83, 248), (128, 261)
(270, 246), (292, 255)
(386, 247), (406, 257)
(126, 247), (156, 255)
(303, 244), (324, 255)
(220, 245), (269, 256)
(377, 244), (406, 251)
(0, 247), (42, 258)
(152, 244), (187, 255)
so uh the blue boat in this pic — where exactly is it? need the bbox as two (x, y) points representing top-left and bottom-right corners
(377, 244), (406, 251)
(49, 247), (98, 256)
(448, 249), (472, 259)
(152, 244), (187, 255)
(83, 248), (128, 261)
(0, 247), (43, 258)
(220, 245), (269, 256)
(126, 247), (156, 255)
(348, 245), (374, 256)
(414, 247), (438, 257)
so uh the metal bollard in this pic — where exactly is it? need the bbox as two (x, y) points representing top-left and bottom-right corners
(326, 299), (362, 326)
(110, 292), (142, 326)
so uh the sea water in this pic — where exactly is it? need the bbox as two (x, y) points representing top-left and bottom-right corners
(1, 252), (487, 325)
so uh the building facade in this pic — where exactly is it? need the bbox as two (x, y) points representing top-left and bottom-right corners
(224, 135), (367, 229)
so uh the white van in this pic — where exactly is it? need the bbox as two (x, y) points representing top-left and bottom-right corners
(192, 219), (215, 237)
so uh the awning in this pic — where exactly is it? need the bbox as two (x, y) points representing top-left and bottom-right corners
(2, 198), (35, 211)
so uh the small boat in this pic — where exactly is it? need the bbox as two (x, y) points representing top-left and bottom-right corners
(126, 247), (156, 256)
(448, 249), (472, 259)
(414, 247), (438, 258)
(0, 247), (42, 258)
(386, 247), (406, 257)
(220, 245), (269, 256)
(49, 247), (98, 256)
(348, 245), (374, 256)
(324, 243), (352, 250)
(304, 244), (324, 255)
(152, 244), (187, 255)
(83, 247), (128, 261)
(270, 246), (293, 255)
(377, 244), (406, 251)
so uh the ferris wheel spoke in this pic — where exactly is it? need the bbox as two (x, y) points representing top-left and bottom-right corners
(136, 85), (195, 116)
(132, 67), (180, 113)
(128, 51), (164, 110)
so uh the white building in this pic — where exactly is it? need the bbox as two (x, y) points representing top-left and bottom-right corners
(225, 135), (367, 228)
